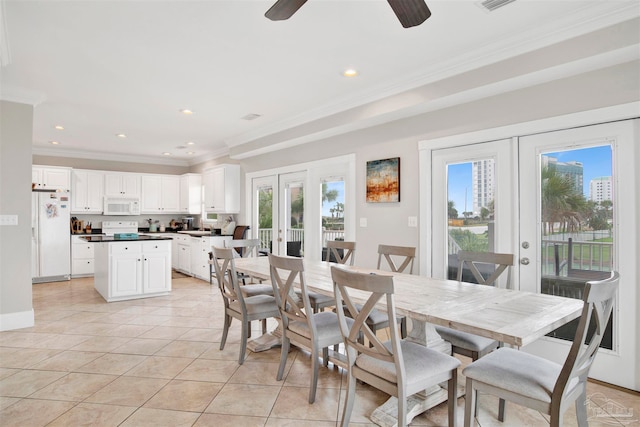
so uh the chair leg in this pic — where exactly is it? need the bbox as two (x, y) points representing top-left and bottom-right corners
(309, 345), (320, 403)
(575, 389), (588, 427)
(220, 314), (231, 350)
(261, 318), (267, 335)
(340, 372), (357, 427)
(448, 369), (457, 427)
(322, 347), (329, 367)
(248, 321), (252, 338)
(397, 388), (407, 427)
(498, 398), (506, 422)
(400, 317), (407, 339)
(464, 377), (476, 427)
(276, 336), (289, 381)
(239, 319), (249, 365)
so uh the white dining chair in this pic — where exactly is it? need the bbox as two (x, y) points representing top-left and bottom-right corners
(463, 271), (619, 427)
(331, 266), (460, 427)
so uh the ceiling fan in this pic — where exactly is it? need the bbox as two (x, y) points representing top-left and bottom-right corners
(265, 0), (432, 28)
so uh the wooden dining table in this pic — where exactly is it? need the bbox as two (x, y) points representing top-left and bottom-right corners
(234, 256), (584, 426)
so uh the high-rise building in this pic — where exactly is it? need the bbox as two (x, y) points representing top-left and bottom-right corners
(472, 159), (495, 215)
(590, 176), (613, 203)
(542, 156), (584, 194)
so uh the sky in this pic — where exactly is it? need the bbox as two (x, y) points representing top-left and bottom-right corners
(322, 181), (345, 217)
(447, 145), (613, 216)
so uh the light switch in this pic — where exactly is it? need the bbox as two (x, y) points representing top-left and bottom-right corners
(408, 216), (418, 227)
(0, 215), (18, 226)
(359, 217), (368, 228)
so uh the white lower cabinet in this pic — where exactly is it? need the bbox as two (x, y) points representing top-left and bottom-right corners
(94, 240), (171, 302)
(174, 234), (191, 274)
(192, 236), (231, 281)
(71, 235), (95, 277)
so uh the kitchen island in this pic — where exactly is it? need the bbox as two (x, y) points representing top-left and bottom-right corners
(81, 235), (172, 302)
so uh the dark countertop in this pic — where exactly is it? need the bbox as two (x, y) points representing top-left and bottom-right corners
(80, 235), (173, 243)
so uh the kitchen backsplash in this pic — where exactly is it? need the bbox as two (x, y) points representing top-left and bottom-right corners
(73, 214), (201, 231)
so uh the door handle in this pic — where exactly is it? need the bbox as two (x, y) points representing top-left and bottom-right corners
(520, 257), (530, 265)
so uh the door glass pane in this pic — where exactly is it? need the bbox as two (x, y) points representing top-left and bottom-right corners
(285, 182), (304, 257)
(447, 160), (496, 281)
(257, 185), (273, 253)
(540, 146), (614, 349)
(321, 179), (345, 261)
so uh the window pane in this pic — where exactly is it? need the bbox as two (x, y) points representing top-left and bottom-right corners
(540, 145), (614, 349)
(447, 160), (496, 281)
(321, 180), (345, 261)
(257, 186), (273, 252)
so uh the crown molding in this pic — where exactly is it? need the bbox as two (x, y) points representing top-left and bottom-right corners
(0, 86), (46, 106)
(32, 146), (191, 167)
(186, 146), (230, 167)
(226, 3), (639, 149)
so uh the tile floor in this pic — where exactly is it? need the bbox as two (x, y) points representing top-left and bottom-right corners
(0, 275), (638, 426)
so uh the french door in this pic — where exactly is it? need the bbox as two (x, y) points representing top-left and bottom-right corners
(430, 119), (638, 389)
(519, 120), (637, 390)
(251, 171), (306, 257)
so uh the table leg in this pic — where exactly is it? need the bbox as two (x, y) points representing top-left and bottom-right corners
(369, 320), (454, 427)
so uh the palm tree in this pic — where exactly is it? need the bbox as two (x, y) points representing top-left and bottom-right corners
(541, 166), (587, 235)
(322, 183), (339, 205)
(448, 200), (458, 219)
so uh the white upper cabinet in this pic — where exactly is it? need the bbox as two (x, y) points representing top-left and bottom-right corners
(71, 169), (104, 213)
(203, 164), (240, 213)
(180, 173), (202, 214)
(32, 166), (71, 191)
(140, 174), (180, 213)
(104, 172), (140, 197)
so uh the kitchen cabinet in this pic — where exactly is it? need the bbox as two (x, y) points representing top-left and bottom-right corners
(203, 164), (240, 213)
(141, 174), (180, 213)
(71, 169), (104, 213)
(93, 240), (171, 302)
(174, 234), (191, 274)
(71, 235), (95, 277)
(180, 173), (202, 214)
(104, 172), (140, 197)
(32, 166), (71, 191)
(191, 235), (231, 281)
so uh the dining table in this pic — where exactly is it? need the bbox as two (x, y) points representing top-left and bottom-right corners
(233, 256), (584, 426)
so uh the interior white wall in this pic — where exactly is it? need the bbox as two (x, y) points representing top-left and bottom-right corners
(0, 101), (34, 330)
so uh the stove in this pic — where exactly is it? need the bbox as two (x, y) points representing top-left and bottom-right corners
(102, 221), (138, 236)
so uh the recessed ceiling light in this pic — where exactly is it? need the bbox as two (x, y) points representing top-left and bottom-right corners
(180, 109), (194, 115)
(162, 152), (172, 156)
(187, 151), (195, 155)
(343, 68), (358, 77)
(186, 141), (195, 145)
(54, 125), (64, 130)
(116, 133), (127, 138)
(50, 140), (60, 145)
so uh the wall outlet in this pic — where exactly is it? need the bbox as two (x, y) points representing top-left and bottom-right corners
(408, 216), (418, 227)
(360, 217), (368, 228)
(0, 215), (18, 226)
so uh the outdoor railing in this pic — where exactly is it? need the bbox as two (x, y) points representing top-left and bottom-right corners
(541, 238), (613, 277)
(256, 228), (345, 252)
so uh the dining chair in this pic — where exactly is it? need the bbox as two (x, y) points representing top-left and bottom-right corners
(212, 246), (280, 365)
(436, 251), (515, 360)
(377, 244), (416, 274)
(331, 266), (460, 427)
(225, 238), (273, 294)
(268, 253), (350, 403)
(463, 271), (619, 427)
(357, 243), (415, 342)
(305, 240), (357, 313)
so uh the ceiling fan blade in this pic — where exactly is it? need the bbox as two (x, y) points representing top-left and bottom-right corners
(265, 0), (309, 21)
(387, 0), (431, 28)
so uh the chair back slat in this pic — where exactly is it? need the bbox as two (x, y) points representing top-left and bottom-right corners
(331, 266), (399, 365)
(212, 246), (243, 309)
(553, 272), (619, 402)
(377, 244), (416, 274)
(456, 251), (514, 288)
(326, 240), (356, 266)
(226, 238), (261, 258)
(268, 254), (310, 330)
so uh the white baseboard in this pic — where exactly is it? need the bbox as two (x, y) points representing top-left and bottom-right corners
(0, 309), (34, 331)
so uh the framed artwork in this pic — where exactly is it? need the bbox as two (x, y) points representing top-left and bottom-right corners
(366, 157), (400, 203)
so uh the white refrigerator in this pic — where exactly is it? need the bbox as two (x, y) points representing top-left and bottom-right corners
(32, 190), (71, 283)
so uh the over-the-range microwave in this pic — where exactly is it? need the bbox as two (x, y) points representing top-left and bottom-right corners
(103, 196), (140, 215)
